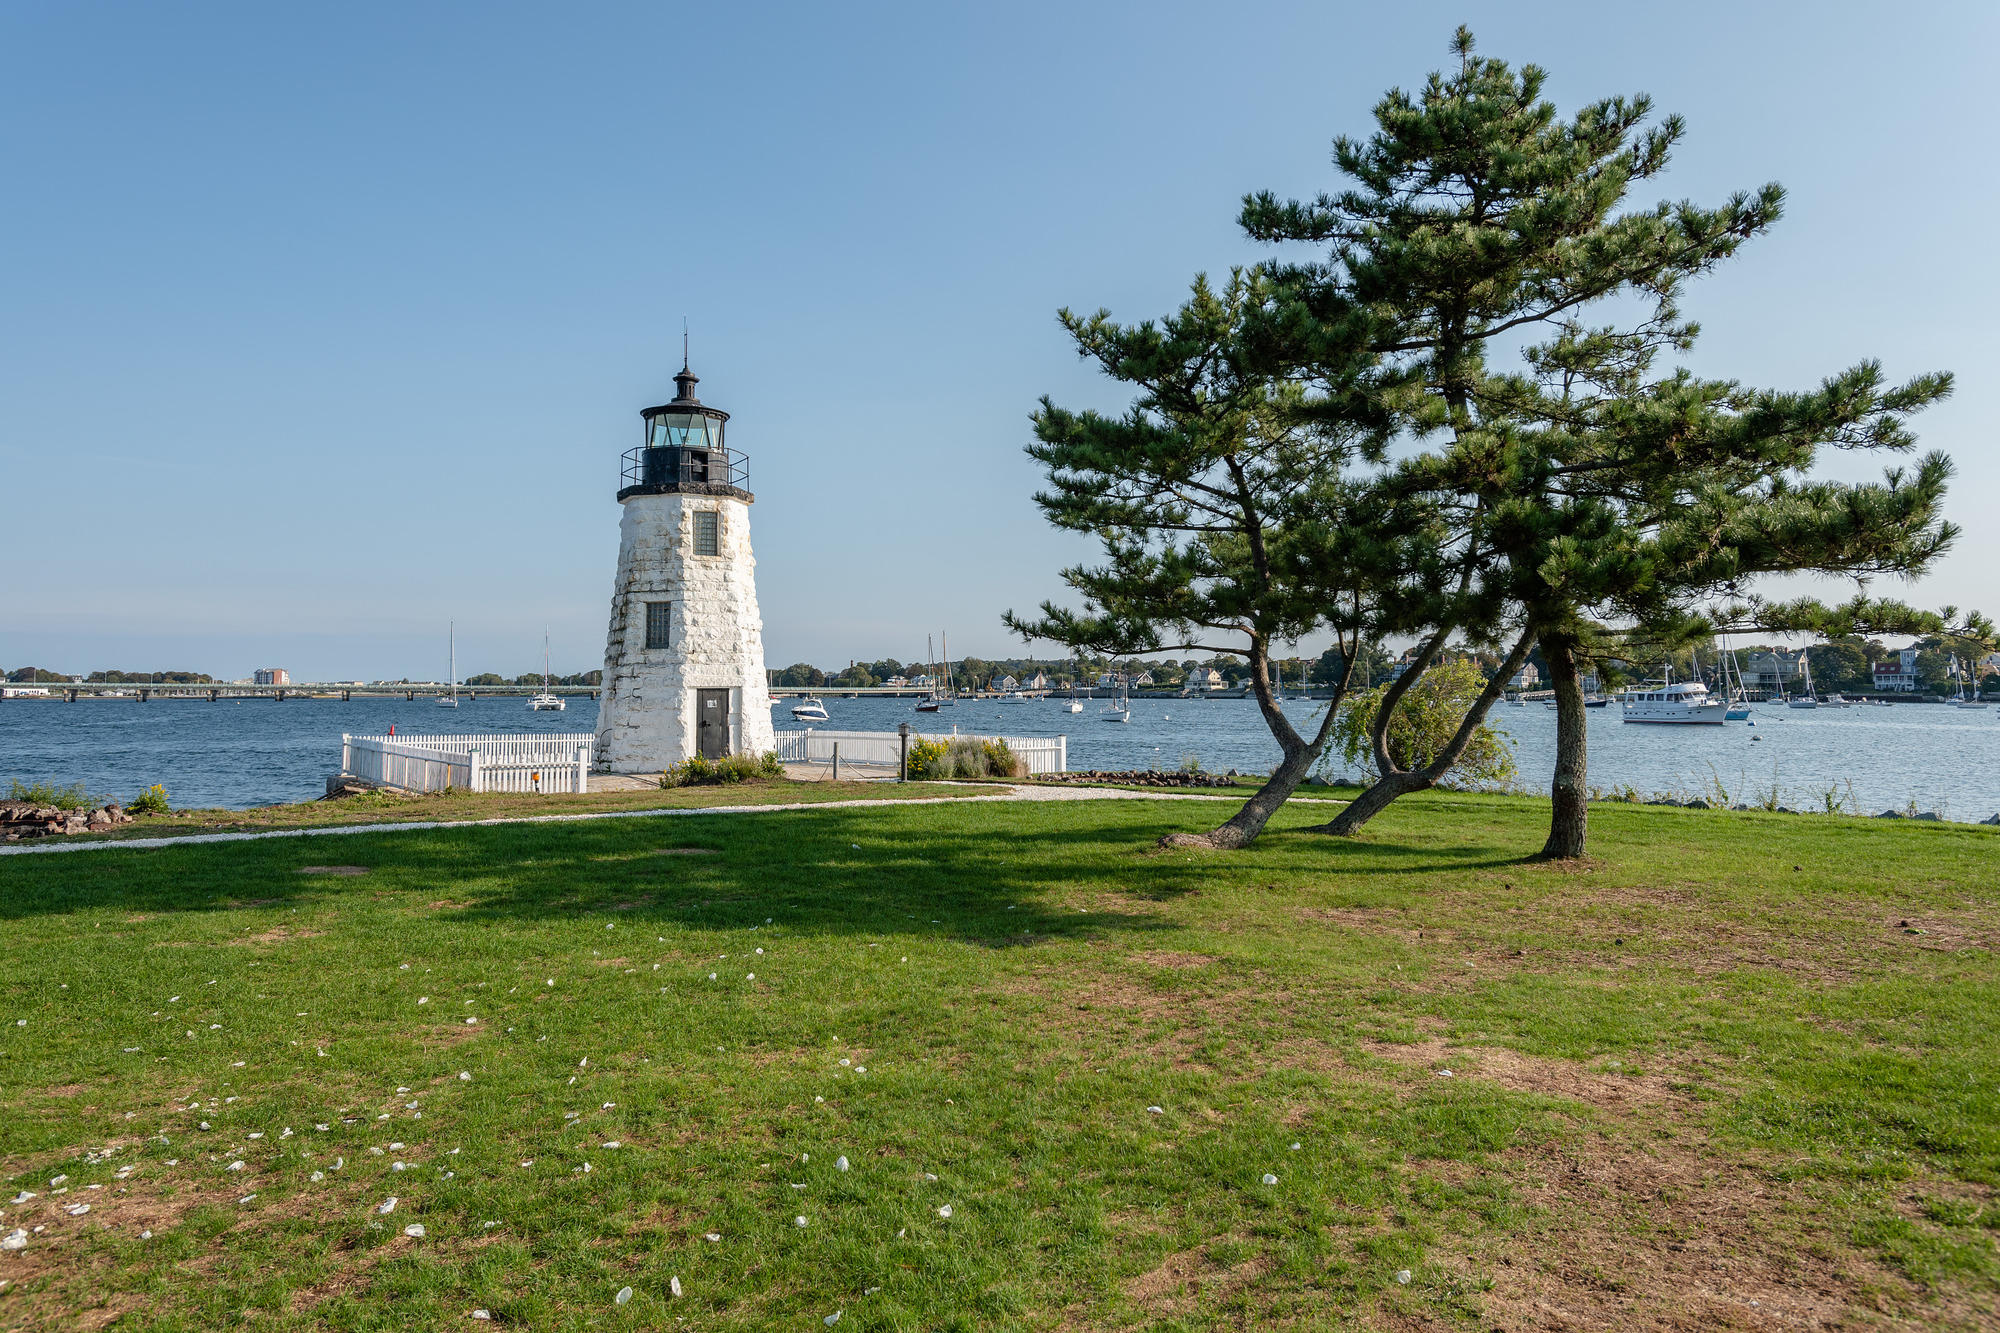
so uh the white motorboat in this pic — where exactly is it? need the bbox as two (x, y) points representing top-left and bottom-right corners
(1621, 668), (1726, 725)
(528, 629), (566, 711)
(791, 697), (830, 722)
(997, 690), (1030, 705)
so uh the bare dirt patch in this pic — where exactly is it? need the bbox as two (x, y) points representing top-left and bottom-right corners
(231, 926), (324, 946)
(1131, 950), (1219, 970)
(1445, 1130), (1963, 1331)
(1365, 1039), (1688, 1115)
(296, 866), (368, 877)
(1121, 1244), (1273, 1317)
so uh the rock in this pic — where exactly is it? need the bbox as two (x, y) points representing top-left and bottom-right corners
(1981, 813), (2000, 826)
(1877, 810), (1904, 819)
(1683, 799), (1709, 810)
(403, 1224), (425, 1238)
(1, 1229), (25, 1251)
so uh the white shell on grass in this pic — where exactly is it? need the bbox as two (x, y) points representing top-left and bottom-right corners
(614, 1285), (633, 1305)
(1261, 1174), (1279, 1186)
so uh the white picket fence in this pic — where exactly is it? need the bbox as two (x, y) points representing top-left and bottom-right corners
(773, 728), (1067, 775)
(341, 733), (596, 795)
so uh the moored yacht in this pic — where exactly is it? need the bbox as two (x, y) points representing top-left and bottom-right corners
(790, 697), (830, 722)
(1621, 670), (1726, 725)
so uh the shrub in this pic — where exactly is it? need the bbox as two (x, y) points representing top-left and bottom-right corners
(7, 779), (94, 811)
(906, 736), (1025, 781)
(129, 784), (171, 816)
(1323, 659), (1516, 789)
(660, 752), (784, 788)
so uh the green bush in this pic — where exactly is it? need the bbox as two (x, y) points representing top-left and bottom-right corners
(660, 752), (784, 788)
(906, 736), (1024, 781)
(129, 784), (172, 816)
(7, 779), (94, 811)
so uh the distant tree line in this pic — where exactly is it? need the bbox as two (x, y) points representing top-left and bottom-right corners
(462, 671), (603, 687)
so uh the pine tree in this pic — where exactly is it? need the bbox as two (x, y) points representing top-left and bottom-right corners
(1007, 270), (1421, 847)
(1242, 29), (1967, 855)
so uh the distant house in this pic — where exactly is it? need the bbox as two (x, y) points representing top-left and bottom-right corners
(996, 675), (1019, 691)
(1746, 651), (1801, 694)
(884, 675), (909, 688)
(1197, 668), (1225, 690)
(1872, 648), (1919, 693)
(1507, 663), (1540, 690)
(1025, 671), (1049, 690)
(1132, 671), (1154, 686)
(910, 673), (934, 689)
(253, 668), (290, 686)
(1097, 673), (1120, 688)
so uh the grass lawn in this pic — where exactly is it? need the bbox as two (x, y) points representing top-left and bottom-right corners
(40, 777), (1004, 843)
(1, 791), (1996, 1329)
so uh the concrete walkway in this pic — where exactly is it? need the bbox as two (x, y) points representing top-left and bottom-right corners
(0, 784), (1344, 857)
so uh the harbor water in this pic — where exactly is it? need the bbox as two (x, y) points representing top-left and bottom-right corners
(2, 693), (1996, 819)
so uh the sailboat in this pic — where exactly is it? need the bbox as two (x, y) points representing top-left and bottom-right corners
(528, 630), (566, 711)
(437, 621), (460, 707)
(1949, 654), (1989, 709)
(1065, 657), (1084, 713)
(1787, 652), (1820, 710)
(1717, 637), (1752, 720)
(915, 634), (944, 713)
(1099, 672), (1131, 723)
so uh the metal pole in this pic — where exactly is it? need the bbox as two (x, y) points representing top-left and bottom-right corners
(832, 741), (840, 782)
(898, 721), (910, 782)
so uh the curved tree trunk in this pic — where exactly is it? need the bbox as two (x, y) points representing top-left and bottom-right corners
(1163, 637), (1354, 850)
(1537, 635), (1589, 859)
(1312, 629), (1535, 837)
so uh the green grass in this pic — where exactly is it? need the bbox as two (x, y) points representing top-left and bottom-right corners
(1, 791), (1996, 1328)
(41, 776), (1002, 842)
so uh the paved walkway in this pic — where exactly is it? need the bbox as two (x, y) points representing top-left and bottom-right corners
(0, 785), (1344, 857)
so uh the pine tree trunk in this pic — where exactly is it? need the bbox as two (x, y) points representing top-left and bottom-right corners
(1169, 742), (1323, 849)
(1319, 770), (1428, 835)
(1538, 636), (1589, 860)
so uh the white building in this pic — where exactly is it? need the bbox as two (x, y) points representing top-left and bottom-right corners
(253, 667), (290, 686)
(594, 361), (776, 771)
(1872, 647), (1919, 693)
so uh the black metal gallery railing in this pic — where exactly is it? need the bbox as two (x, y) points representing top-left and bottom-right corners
(620, 445), (750, 492)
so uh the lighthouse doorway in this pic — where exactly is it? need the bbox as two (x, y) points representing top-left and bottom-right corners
(695, 689), (730, 759)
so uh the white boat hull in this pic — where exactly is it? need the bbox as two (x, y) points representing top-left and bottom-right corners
(1622, 704), (1727, 725)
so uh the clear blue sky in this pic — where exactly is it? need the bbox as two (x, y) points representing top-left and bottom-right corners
(4, 1), (1995, 680)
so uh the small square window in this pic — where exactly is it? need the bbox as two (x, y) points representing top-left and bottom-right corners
(645, 601), (672, 650)
(693, 510), (719, 556)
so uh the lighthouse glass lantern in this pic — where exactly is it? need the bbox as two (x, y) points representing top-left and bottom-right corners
(596, 359), (775, 772)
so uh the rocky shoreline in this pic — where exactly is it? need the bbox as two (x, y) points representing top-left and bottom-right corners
(1, 801), (138, 840)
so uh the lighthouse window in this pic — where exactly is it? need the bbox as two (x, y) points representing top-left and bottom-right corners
(693, 510), (719, 556)
(645, 601), (672, 650)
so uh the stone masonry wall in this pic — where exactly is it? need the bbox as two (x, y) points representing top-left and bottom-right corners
(595, 492), (776, 772)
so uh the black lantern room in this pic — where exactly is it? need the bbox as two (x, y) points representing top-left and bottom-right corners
(619, 360), (751, 500)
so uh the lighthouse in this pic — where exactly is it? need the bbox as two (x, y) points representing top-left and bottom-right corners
(594, 359), (776, 772)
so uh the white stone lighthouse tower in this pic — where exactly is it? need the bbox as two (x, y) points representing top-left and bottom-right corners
(594, 359), (776, 772)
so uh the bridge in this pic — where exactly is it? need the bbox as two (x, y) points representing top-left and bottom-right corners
(3, 683), (603, 704)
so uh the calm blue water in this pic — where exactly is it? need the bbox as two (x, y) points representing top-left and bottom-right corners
(2, 693), (1997, 819)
